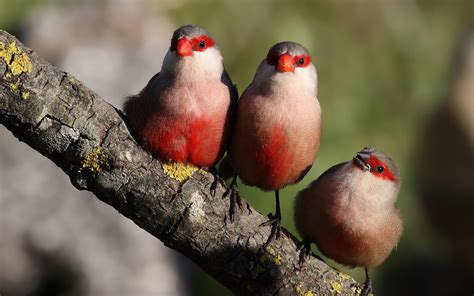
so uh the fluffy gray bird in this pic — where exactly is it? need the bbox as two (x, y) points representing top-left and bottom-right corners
(294, 147), (403, 296)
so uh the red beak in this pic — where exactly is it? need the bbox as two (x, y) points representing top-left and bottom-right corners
(177, 38), (193, 57)
(276, 53), (295, 72)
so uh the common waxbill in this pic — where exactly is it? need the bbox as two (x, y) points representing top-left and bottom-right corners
(228, 41), (321, 243)
(124, 25), (237, 175)
(294, 147), (402, 295)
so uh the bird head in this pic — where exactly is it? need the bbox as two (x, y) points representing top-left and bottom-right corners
(353, 147), (400, 183)
(252, 41), (317, 96)
(162, 25), (223, 78)
(170, 25), (216, 57)
(265, 41), (312, 73)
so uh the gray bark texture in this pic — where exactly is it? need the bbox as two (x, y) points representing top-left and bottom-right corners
(0, 30), (361, 295)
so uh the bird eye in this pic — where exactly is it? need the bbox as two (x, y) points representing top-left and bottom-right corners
(199, 41), (206, 48)
(298, 58), (305, 65)
(376, 166), (384, 173)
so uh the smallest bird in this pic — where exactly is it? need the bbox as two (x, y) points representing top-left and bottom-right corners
(294, 147), (402, 296)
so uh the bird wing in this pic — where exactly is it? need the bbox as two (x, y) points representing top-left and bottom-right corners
(140, 71), (161, 98)
(124, 72), (161, 107)
(221, 68), (238, 105)
(317, 162), (347, 181)
(123, 72), (162, 133)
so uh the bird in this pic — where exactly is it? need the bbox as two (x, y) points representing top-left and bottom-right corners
(227, 41), (321, 243)
(294, 147), (402, 296)
(124, 25), (237, 187)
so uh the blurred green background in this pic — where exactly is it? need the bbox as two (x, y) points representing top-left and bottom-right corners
(1, 0), (473, 295)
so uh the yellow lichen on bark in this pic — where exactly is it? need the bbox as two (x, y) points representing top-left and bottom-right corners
(329, 281), (343, 294)
(10, 52), (32, 75)
(260, 246), (283, 265)
(21, 91), (30, 100)
(248, 246), (283, 280)
(0, 41), (32, 76)
(296, 283), (314, 296)
(162, 162), (200, 182)
(82, 147), (111, 173)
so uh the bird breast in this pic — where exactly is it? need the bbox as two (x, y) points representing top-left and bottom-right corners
(230, 81), (321, 190)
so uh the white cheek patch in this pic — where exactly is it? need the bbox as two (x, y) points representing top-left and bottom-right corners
(366, 173), (398, 205)
(347, 168), (398, 208)
(191, 47), (223, 76)
(161, 47), (224, 79)
(294, 64), (318, 95)
(274, 68), (318, 97)
(252, 61), (318, 97)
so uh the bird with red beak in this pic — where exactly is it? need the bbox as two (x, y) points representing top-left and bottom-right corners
(294, 147), (403, 296)
(124, 25), (236, 185)
(228, 42), (321, 244)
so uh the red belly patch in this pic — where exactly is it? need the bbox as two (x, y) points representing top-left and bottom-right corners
(139, 114), (224, 167)
(255, 125), (293, 189)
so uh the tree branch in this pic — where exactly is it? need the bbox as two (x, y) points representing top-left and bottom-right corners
(0, 30), (360, 295)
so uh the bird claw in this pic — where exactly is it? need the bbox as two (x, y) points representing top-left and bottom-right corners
(297, 240), (312, 267)
(361, 269), (373, 296)
(261, 214), (281, 248)
(208, 167), (226, 197)
(223, 184), (238, 222)
(210, 174), (226, 197)
(296, 239), (325, 267)
(223, 182), (251, 223)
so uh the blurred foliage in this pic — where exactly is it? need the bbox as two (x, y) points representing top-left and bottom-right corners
(0, 0), (51, 30)
(1, 0), (473, 295)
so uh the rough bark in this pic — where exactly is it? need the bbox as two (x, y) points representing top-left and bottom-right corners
(0, 30), (361, 295)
